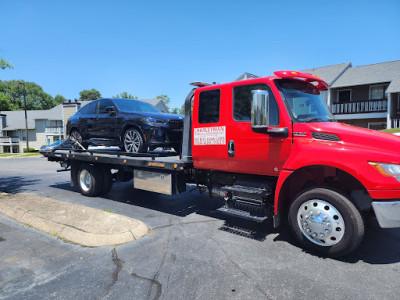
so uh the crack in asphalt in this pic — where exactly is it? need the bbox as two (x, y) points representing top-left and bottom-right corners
(97, 248), (124, 300)
(131, 272), (162, 300)
(129, 218), (172, 300)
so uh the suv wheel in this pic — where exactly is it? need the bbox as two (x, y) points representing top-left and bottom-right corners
(123, 128), (146, 153)
(70, 130), (88, 150)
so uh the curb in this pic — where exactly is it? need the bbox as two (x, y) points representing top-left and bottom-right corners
(0, 193), (148, 247)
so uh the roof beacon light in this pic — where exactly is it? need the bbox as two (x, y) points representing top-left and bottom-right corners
(190, 81), (214, 87)
(274, 70), (330, 91)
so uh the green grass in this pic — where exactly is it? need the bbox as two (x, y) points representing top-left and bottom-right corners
(104, 209), (114, 213)
(0, 152), (41, 157)
(381, 128), (400, 134)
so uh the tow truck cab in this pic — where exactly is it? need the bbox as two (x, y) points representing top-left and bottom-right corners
(189, 71), (400, 256)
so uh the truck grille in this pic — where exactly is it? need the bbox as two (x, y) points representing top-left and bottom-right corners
(168, 119), (183, 129)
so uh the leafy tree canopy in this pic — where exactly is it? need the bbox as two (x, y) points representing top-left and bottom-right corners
(0, 93), (10, 110)
(79, 89), (101, 101)
(54, 94), (68, 104)
(170, 107), (179, 114)
(156, 95), (171, 111)
(179, 103), (185, 115)
(0, 80), (55, 111)
(113, 91), (138, 99)
(0, 59), (13, 70)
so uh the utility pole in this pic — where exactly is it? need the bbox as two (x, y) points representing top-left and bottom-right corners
(23, 84), (29, 151)
(18, 81), (29, 151)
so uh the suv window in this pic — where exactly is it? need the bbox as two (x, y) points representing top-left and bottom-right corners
(233, 84), (279, 126)
(79, 101), (98, 115)
(98, 100), (114, 114)
(198, 89), (220, 124)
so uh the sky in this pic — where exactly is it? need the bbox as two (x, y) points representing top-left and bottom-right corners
(1, 0), (399, 111)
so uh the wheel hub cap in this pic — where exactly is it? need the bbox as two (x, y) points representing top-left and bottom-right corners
(124, 130), (141, 153)
(79, 170), (91, 192)
(297, 199), (345, 246)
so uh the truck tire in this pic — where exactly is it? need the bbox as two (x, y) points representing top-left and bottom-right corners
(288, 187), (364, 257)
(77, 164), (103, 197)
(101, 167), (113, 195)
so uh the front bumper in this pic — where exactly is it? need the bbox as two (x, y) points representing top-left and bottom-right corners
(371, 201), (400, 228)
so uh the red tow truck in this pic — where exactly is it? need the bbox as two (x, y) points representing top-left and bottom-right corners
(48, 71), (400, 257)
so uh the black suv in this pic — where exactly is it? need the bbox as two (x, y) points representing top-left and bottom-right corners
(66, 98), (184, 153)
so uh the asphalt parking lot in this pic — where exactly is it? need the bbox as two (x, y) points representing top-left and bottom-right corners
(1, 156), (400, 299)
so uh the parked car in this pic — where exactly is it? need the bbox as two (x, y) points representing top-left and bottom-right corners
(66, 98), (184, 153)
(40, 139), (72, 156)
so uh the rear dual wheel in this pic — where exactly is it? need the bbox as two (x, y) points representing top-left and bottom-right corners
(288, 187), (364, 257)
(77, 164), (113, 197)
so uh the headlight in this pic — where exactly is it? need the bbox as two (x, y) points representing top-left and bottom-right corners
(143, 117), (166, 125)
(369, 162), (400, 181)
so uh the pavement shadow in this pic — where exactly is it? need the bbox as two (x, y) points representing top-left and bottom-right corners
(0, 176), (37, 194)
(273, 220), (400, 264)
(103, 181), (219, 217)
(49, 182), (76, 192)
(105, 182), (275, 241)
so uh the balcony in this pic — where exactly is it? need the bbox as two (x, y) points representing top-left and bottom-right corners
(0, 136), (20, 145)
(331, 99), (387, 115)
(45, 127), (64, 135)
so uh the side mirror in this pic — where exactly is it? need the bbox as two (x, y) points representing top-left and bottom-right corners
(106, 106), (116, 115)
(251, 90), (269, 128)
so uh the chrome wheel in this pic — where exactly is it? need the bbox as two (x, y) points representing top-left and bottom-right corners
(124, 129), (143, 153)
(79, 169), (92, 193)
(297, 199), (345, 246)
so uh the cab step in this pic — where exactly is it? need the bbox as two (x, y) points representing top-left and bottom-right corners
(223, 184), (272, 201)
(217, 206), (268, 222)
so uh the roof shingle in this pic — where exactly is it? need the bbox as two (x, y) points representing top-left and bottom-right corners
(330, 60), (400, 93)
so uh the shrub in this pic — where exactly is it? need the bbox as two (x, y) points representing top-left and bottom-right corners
(23, 148), (36, 153)
(381, 128), (400, 134)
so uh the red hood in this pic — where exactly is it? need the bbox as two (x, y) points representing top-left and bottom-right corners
(293, 122), (400, 161)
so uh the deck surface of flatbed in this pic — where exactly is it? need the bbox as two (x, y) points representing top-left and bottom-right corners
(47, 149), (192, 171)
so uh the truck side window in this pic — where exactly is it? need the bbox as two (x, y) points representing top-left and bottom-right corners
(233, 84), (279, 126)
(198, 89), (221, 124)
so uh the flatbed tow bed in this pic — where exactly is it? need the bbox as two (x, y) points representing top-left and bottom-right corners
(48, 149), (192, 171)
(48, 148), (192, 197)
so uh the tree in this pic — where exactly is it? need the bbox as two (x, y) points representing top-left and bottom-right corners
(0, 59), (13, 70)
(113, 91), (138, 99)
(54, 94), (67, 104)
(170, 107), (179, 114)
(156, 95), (171, 111)
(0, 80), (55, 110)
(0, 93), (10, 110)
(179, 103), (185, 115)
(79, 89), (101, 101)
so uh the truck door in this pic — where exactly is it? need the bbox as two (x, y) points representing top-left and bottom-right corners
(192, 87), (229, 172)
(226, 83), (292, 176)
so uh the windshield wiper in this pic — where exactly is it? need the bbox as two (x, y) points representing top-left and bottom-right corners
(306, 117), (326, 123)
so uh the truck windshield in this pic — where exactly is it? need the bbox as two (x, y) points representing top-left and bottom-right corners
(276, 79), (334, 123)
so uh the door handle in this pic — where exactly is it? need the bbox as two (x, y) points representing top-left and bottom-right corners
(228, 140), (235, 157)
